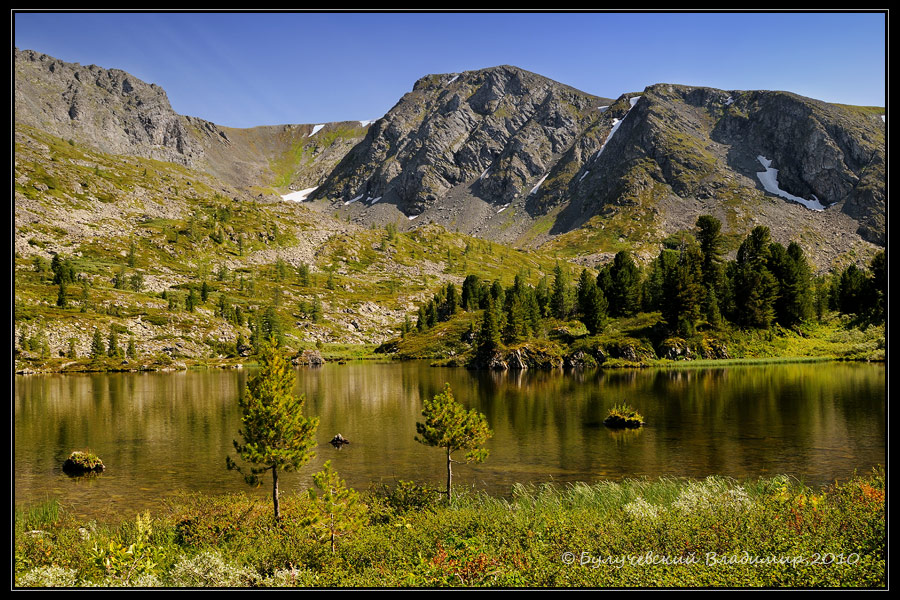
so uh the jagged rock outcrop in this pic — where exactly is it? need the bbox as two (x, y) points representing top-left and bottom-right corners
(15, 48), (203, 166)
(312, 65), (612, 217)
(562, 84), (885, 245)
(293, 349), (326, 367)
(14, 48), (370, 192)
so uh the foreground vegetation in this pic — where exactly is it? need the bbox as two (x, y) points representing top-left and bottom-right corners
(15, 468), (884, 587)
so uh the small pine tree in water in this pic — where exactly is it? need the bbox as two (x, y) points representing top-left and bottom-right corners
(415, 383), (492, 502)
(227, 337), (319, 520)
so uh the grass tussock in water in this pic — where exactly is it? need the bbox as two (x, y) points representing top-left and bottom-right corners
(14, 469), (885, 588)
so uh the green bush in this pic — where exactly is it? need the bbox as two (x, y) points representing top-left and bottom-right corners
(603, 403), (644, 428)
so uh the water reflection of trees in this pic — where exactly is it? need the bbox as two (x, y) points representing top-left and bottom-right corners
(13, 362), (885, 517)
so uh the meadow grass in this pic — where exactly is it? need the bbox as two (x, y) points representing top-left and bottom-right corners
(14, 468), (885, 588)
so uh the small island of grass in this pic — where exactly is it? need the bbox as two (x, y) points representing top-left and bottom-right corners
(62, 450), (105, 474)
(603, 403), (644, 429)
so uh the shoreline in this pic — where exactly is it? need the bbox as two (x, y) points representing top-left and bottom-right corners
(14, 351), (886, 376)
(13, 352), (886, 376)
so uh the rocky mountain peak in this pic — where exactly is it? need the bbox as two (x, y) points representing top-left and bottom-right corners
(311, 65), (612, 218)
(15, 47), (201, 166)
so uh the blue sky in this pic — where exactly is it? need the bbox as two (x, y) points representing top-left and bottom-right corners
(14, 11), (886, 129)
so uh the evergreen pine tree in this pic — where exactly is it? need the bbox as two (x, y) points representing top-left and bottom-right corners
(833, 264), (868, 316)
(262, 305), (285, 347)
(426, 300), (438, 329)
(56, 280), (67, 308)
(416, 305), (427, 332)
(461, 275), (482, 312)
(696, 215), (725, 324)
(107, 329), (122, 358)
(551, 262), (573, 320)
(227, 337), (319, 520)
(113, 265), (127, 290)
(186, 286), (198, 312)
(664, 239), (705, 335)
(477, 297), (502, 359)
(534, 275), (552, 318)
(298, 263), (311, 287)
(90, 328), (106, 359)
(311, 296), (323, 324)
(444, 282), (459, 317)
(308, 461), (367, 554)
(576, 268), (594, 320)
(607, 251), (641, 317)
(582, 278), (609, 335)
(734, 226), (777, 328)
(402, 314), (412, 337)
(503, 291), (527, 344)
(80, 281), (91, 313)
(868, 250), (886, 323)
(776, 242), (814, 327)
(415, 383), (492, 502)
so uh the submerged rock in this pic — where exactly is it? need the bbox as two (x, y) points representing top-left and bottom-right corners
(329, 433), (350, 447)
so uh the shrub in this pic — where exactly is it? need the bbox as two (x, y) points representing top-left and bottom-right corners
(16, 565), (79, 587)
(63, 450), (105, 474)
(167, 552), (261, 587)
(603, 404), (644, 428)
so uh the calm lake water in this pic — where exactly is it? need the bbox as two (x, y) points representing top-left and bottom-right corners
(14, 361), (885, 521)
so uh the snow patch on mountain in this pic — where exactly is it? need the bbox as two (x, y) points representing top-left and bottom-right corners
(593, 95), (641, 162)
(756, 155), (826, 211)
(529, 174), (549, 195)
(282, 187), (318, 202)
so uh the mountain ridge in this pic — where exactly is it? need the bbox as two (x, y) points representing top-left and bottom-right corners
(15, 48), (885, 264)
(14, 47), (372, 194)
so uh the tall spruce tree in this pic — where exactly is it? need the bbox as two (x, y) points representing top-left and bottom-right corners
(583, 279), (608, 335)
(833, 264), (869, 316)
(503, 289), (527, 344)
(734, 226), (778, 328)
(868, 250), (886, 323)
(90, 328), (106, 359)
(551, 262), (573, 320)
(461, 275), (483, 312)
(477, 297), (502, 359)
(663, 239), (705, 335)
(56, 280), (67, 308)
(607, 251), (641, 317)
(107, 329), (122, 358)
(695, 215), (725, 326)
(769, 242), (814, 327)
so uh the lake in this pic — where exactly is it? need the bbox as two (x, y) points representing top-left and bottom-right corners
(14, 361), (886, 521)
